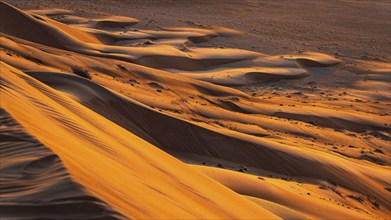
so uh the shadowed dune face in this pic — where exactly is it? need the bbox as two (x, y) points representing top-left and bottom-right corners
(1, 1), (390, 219)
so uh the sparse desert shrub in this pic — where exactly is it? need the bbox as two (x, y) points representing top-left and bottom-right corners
(72, 66), (92, 79)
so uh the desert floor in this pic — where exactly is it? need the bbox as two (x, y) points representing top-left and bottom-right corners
(1, 0), (390, 219)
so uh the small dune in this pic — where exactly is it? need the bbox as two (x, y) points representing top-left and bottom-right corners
(94, 16), (139, 29)
(177, 67), (309, 85)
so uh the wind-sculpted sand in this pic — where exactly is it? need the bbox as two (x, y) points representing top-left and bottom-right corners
(0, 1), (390, 219)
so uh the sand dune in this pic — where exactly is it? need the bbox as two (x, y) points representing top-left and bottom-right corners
(1, 2), (259, 70)
(195, 165), (376, 219)
(0, 109), (122, 220)
(176, 67), (309, 85)
(1, 1), (390, 219)
(25, 70), (390, 211)
(1, 63), (279, 219)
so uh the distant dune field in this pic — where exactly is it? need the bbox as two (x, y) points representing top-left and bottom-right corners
(1, 1), (390, 219)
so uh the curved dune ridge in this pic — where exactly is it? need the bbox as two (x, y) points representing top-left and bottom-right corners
(1, 1), (390, 219)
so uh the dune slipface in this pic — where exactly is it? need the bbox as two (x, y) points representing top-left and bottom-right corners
(1, 1), (390, 219)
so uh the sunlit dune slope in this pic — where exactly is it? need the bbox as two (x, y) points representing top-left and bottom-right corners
(1, 63), (279, 219)
(194, 165), (375, 219)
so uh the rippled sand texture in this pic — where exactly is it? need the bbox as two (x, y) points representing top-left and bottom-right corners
(1, 1), (390, 219)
